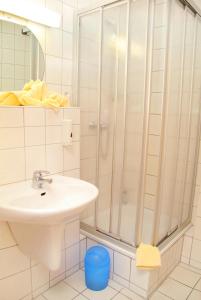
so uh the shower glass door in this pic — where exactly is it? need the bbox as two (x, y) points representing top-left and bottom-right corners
(96, 2), (128, 236)
(119, 0), (150, 245)
(77, 0), (201, 248)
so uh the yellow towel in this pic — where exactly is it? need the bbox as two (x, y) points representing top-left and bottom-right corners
(0, 92), (20, 106)
(0, 80), (70, 109)
(136, 243), (161, 270)
(23, 79), (47, 100)
(42, 93), (69, 109)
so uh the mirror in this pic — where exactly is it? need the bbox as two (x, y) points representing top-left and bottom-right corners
(0, 20), (45, 91)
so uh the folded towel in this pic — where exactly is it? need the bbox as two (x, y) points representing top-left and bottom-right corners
(136, 243), (161, 270)
(0, 92), (20, 106)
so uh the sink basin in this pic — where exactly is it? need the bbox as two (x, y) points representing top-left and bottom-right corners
(0, 175), (98, 224)
(0, 175), (98, 270)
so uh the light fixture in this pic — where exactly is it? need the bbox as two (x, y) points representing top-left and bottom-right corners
(0, 0), (61, 28)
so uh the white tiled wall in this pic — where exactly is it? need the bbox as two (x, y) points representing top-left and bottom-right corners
(0, 106), (81, 299)
(0, 0), (83, 297)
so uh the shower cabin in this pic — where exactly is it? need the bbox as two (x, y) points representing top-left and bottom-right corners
(76, 0), (201, 251)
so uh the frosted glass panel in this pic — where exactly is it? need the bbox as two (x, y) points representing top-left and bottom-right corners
(78, 11), (101, 227)
(182, 18), (201, 223)
(120, 0), (149, 245)
(157, 0), (186, 242)
(97, 3), (128, 234)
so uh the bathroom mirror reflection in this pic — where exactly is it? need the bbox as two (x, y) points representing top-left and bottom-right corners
(0, 20), (45, 91)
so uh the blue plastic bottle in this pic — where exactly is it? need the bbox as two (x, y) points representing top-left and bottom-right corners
(84, 246), (110, 291)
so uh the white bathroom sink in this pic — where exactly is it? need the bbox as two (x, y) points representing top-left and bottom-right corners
(0, 175), (98, 270)
(0, 175), (98, 224)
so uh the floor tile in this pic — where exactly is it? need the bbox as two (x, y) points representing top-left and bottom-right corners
(150, 291), (170, 300)
(158, 278), (192, 300)
(42, 281), (78, 300)
(179, 263), (201, 275)
(113, 293), (129, 300)
(121, 288), (144, 300)
(64, 270), (86, 292)
(82, 286), (118, 300)
(169, 265), (201, 287)
(188, 290), (201, 300)
(108, 279), (124, 291)
(74, 295), (89, 300)
(34, 296), (46, 300)
(195, 278), (201, 291)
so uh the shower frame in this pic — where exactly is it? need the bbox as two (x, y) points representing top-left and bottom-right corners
(75, 0), (201, 249)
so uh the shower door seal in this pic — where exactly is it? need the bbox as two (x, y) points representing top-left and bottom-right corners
(179, 11), (197, 226)
(152, 0), (173, 246)
(134, 0), (155, 247)
(188, 16), (201, 225)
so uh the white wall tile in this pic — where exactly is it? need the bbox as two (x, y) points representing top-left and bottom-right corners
(46, 109), (63, 126)
(46, 28), (62, 57)
(0, 246), (30, 279)
(64, 168), (80, 178)
(46, 144), (63, 173)
(0, 148), (25, 185)
(46, 55), (62, 84)
(62, 59), (72, 85)
(194, 217), (201, 241)
(64, 142), (80, 171)
(0, 128), (24, 149)
(65, 220), (80, 248)
(0, 107), (23, 127)
(191, 239), (201, 263)
(25, 127), (45, 146)
(46, 126), (62, 144)
(113, 252), (131, 281)
(182, 236), (193, 259)
(24, 108), (45, 126)
(66, 243), (80, 270)
(63, 32), (73, 59)
(64, 108), (80, 124)
(62, 5), (74, 33)
(130, 260), (150, 290)
(0, 270), (31, 300)
(25, 146), (46, 179)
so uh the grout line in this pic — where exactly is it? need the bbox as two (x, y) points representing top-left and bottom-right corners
(169, 275), (200, 289)
(155, 290), (173, 300)
(0, 266), (31, 282)
(62, 276), (84, 295)
(179, 262), (201, 276)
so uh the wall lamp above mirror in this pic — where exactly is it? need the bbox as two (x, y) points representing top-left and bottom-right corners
(0, 0), (61, 28)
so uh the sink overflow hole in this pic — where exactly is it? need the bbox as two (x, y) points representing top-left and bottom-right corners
(41, 192), (46, 196)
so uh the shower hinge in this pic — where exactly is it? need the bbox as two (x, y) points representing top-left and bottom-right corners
(156, 225), (179, 247)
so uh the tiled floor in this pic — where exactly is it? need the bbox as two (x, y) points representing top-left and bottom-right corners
(35, 263), (201, 300)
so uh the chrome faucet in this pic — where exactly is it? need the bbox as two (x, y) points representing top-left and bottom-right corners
(32, 170), (53, 189)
